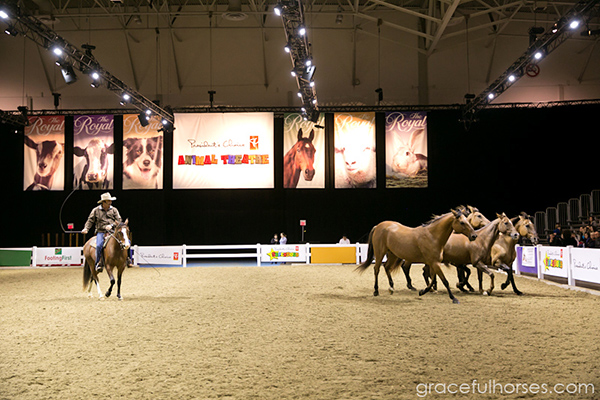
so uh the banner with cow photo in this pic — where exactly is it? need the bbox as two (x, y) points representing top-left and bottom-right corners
(73, 115), (114, 190)
(283, 113), (325, 189)
(23, 115), (65, 191)
(123, 114), (164, 190)
(334, 112), (376, 189)
(385, 111), (428, 188)
(173, 113), (274, 189)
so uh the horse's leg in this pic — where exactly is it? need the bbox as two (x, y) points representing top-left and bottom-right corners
(463, 265), (475, 292)
(474, 262), (495, 296)
(105, 265), (116, 298)
(116, 266), (124, 300)
(497, 263), (523, 295)
(420, 263), (459, 304)
(384, 253), (398, 294)
(477, 268), (484, 294)
(422, 264), (435, 291)
(400, 260), (416, 291)
(372, 259), (381, 296)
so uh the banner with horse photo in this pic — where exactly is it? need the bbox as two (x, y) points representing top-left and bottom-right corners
(385, 111), (428, 188)
(334, 112), (376, 189)
(283, 113), (325, 189)
(23, 115), (65, 191)
(122, 114), (164, 190)
(73, 114), (115, 190)
(173, 112), (274, 189)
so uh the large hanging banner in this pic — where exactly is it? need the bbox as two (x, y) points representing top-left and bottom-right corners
(385, 111), (428, 188)
(173, 113), (274, 189)
(73, 114), (114, 190)
(123, 114), (164, 190)
(23, 115), (65, 191)
(283, 113), (325, 189)
(334, 112), (376, 188)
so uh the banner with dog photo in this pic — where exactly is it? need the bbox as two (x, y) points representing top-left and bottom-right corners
(122, 114), (164, 190)
(334, 112), (376, 189)
(23, 115), (65, 191)
(73, 114), (114, 190)
(385, 111), (428, 188)
(283, 113), (325, 189)
(173, 112), (274, 189)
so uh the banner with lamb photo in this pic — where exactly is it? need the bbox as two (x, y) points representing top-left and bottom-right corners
(334, 112), (376, 189)
(385, 111), (428, 188)
(73, 114), (114, 190)
(173, 113), (274, 189)
(123, 114), (164, 190)
(283, 113), (325, 189)
(23, 115), (65, 191)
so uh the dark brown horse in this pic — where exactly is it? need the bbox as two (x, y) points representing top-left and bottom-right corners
(83, 219), (131, 300)
(283, 129), (316, 188)
(356, 209), (477, 303)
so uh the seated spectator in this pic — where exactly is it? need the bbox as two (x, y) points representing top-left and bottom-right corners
(548, 232), (561, 246)
(561, 229), (577, 247)
(586, 231), (600, 248)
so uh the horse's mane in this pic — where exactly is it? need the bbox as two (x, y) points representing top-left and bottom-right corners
(421, 212), (450, 227)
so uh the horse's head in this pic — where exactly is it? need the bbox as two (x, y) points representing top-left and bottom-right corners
(466, 205), (490, 229)
(516, 213), (539, 245)
(451, 208), (477, 241)
(114, 219), (131, 250)
(497, 212), (519, 240)
(296, 129), (316, 181)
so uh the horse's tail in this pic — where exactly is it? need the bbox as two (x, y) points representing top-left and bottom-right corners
(83, 257), (92, 290)
(355, 227), (376, 274)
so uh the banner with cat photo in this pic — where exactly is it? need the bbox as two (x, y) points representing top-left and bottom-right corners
(173, 112), (274, 189)
(385, 111), (428, 188)
(73, 114), (114, 190)
(283, 113), (325, 189)
(334, 112), (376, 189)
(123, 114), (164, 190)
(23, 115), (65, 191)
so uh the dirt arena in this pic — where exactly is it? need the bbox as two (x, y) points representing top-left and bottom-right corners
(1, 264), (599, 400)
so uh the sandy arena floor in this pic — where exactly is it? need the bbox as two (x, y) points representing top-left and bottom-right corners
(1, 264), (599, 400)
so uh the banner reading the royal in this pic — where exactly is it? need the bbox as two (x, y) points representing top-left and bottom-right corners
(73, 114), (114, 190)
(23, 115), (65, 191)
(334, 112), (376, 189)
(173, 113), (274, 189)
(123, 114), (164, 190)
(283, 113), (325, 189)
(385, 111), (428, 188)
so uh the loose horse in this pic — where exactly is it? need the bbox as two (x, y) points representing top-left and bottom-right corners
(83, 219), (131, 300)
(283, 129), (316, 188)
(424, 213), (519, 295)
(356, 209), (477, 304)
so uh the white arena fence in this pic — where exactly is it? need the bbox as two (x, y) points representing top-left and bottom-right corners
(1, 244), (599, 291)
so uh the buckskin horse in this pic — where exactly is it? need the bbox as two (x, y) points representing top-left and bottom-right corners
(356, 209), (477, 304)
(83, 219), (131, 300)
(283, 129), (316, 188)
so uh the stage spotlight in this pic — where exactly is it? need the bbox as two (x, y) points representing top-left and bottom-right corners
(274, 4), (282, 16)
(59, 62), (78, 84)
(137, 112), (149, 127)
(508, 74), (517, 83)
(4, 25), (17, 36)
(284, 44), (290, 53)
(297, 91), (302, 98)
(52, 47), (63, 56)
(0, 10), (9, 19)
(298, 26), (306, 36)
(569, 20), (580, 30)
(91, 71), (100, 80)
(488, 93), (495, 100)
(534, 50), (544, 60)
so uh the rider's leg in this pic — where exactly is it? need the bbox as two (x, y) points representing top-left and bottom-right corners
(95, 232), (105, 272)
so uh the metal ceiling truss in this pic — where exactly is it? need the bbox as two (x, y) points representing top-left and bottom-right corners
(0, 0), (175, 127)
(275, 0), (319, 122)
(462, 0), (600, 121)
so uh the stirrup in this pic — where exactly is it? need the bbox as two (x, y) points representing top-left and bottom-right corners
(95, 262), (103, 272)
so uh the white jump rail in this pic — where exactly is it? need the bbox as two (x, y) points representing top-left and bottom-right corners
(182, 244), (262, 267)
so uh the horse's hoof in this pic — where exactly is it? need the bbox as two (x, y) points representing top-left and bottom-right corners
(418, 290), (425, 296)
(388, 289), (394, 295)
(483, 291), (489, 296)
(117, 295), (123, 301)
(373, 292), (379, 297)
(407, 285), (417, 291)
(452, 298), (460, 304)
(501, 283), (509, 290)
(515, 291), (524, 296)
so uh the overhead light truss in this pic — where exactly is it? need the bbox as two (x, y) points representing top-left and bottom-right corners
(0, 0), (174, 127)
(275, 0), (320, 122)
(462, 0), (600, 121)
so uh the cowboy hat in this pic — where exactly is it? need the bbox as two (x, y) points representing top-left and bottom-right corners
(98, 192), (117, 203)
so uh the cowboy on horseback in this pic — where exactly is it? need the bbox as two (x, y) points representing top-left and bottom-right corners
(81, 192), (122, 272)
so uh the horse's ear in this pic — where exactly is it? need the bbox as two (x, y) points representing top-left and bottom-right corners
(308, 129), (314, 141)
(124, 218), (129, 225)
(451, 208), (460, 217)
(297, 129), (303, 140)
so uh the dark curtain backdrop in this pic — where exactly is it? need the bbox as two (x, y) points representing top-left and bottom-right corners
(1, 104), (596, 247)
